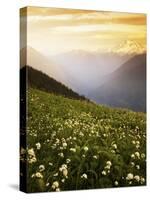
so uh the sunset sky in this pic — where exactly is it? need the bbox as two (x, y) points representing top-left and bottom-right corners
(21, 7), (146, 56)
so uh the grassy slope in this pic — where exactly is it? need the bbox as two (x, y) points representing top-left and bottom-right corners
(26, 88), (146, 192)
(21, 66), (88, 101)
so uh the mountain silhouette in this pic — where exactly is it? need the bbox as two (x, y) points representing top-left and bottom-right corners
(20, 46), (68, 84)
(89, 53), (146, 112)
(20, 66), (88, 101)
(53, 50), (131, 95)
(112, 40), (145, 55)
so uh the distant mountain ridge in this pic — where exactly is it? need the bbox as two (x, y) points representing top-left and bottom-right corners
(21, 46), (134, 97)
(112, 40), (145, 55)
(21, 66), (88, 102)
(20, 46), (146, 112)
(20, 46), (67, 85)
(89, 53), (146, 112)
(53, 50), (132, 95)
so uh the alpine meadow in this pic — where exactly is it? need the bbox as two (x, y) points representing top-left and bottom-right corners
(20, 7), (146, 193)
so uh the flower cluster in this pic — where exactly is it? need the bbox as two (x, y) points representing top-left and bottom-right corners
(52, 181), (60, 191)
(35, 142), (41, 150)
(102, 161), (112, 176)
(27, 148), (37, 164)
(59, 164), (68, 178)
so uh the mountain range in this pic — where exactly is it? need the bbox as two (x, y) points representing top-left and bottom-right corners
(111, 39), (146, 55)
(52, 50), (132, 95)
(21, 66), (87, 101)
(20, 43), (146, 112)
(20, 46), (67, 84)
(89, 53), (146, 112)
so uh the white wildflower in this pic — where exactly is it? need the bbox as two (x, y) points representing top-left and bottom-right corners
(135, 152), (140, 158)
(28, 148), (35, 156)
(136, 144), (140, 149)
(136, 141), (140, 145)
(31, 174), (35, 178)
(112, 144), (117, 149)
(134, 175), (140, 182)
(126, 173), (134, 180)
(55, 138), (60, 144)
(58, 152), (64, 158)
(39, 165), (45, 172)
(66, 158), (71, 164)
(130, 162), (135, 167)
(61, 179), (65, 183)
(129, 181), (132, 185)
(62, 142), (67, 148)
(136, 165), (140, 170)
(70, 148), (76, 153)
(35, 142), (41, 150)
(114, 181), (119, 186)
(84, 146), (89, 152)
(141, 153), (145, 159)
(62, 168), (68, 177)
(53, 173), (58, 177)
(52, 181), (59, 189)
(131, 154), (135, 159)
(93, 155), (98, 159)
(106, 161), (112, 166)
(81, 173), (87, 179)
(132, 140), (136, 145)
(35, 172), (43, 179)
(46, 182), (49, 187)
(140, 177), (145, 184)
(79, 132), (84, 137)
(102, 170), (107, 176)
(111, 150), (115, 154)
(49, 162), (53, 166)
(27, 148), (37, 163)
(59, 164), (67, 172)
(105, 165), (111, 170)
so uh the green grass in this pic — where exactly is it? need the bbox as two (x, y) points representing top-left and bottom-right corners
(22, 88), (146, 192)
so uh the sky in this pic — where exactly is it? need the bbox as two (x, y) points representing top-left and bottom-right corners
(20, 7), (146, 56)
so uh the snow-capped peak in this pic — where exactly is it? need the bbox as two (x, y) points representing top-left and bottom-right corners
(112, 40), (145, 55)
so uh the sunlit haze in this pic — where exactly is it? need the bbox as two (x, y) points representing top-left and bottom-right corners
(20, 7), (146, 56)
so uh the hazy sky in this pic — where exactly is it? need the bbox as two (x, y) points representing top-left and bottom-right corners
(21, 7), (146, 56)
